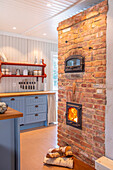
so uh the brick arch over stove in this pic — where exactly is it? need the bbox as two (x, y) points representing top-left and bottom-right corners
(57, 0), (108, 167)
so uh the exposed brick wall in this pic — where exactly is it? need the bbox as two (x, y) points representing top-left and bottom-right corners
(57, 0), (108, 167)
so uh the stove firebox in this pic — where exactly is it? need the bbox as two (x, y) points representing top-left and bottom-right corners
(66, 102), (82, 129)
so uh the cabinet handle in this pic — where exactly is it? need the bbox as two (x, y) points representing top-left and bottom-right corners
(11, 98), (15, 101)
(35, 105), (38, 108)
(35, 114), (38, 116)
(35, 96), (38, 99)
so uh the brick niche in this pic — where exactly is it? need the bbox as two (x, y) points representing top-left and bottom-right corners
(57, 0), (108, 167)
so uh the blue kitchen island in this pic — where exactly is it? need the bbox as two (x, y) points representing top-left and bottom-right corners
(0, 107), (23, 170)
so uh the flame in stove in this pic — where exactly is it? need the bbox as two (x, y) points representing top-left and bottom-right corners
(68, 107), (78, 123)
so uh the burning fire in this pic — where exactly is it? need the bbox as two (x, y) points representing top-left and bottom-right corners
(68, 107), (78, 123)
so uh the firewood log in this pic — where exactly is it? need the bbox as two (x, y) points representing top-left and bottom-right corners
(48, 146), (71, 154)
(65, 151), (73, 157)
(46, 150), (73, 158)
(48, 148), (60, 153)
(60, 146), (71, 153)
(43, 157), (73, 169)
(46, 152), (60, 158)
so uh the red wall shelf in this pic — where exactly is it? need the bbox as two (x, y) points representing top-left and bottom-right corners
(2, 75), (46, 78)
(1, 62), (46, 67)
(0, 59), (47, 83)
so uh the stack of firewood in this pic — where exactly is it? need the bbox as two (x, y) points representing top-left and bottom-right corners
(43, 146), (74, 169)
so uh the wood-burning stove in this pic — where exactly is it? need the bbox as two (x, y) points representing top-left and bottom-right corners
(65, 55), (85, 73)
(66, 102), (82, 129)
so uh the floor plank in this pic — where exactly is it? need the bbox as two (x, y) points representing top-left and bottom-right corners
(20, 125), (95, 170)
(73, 157), (95, 170)
(20, 125), (69, 170)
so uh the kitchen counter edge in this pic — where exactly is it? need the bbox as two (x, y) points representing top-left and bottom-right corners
(0, 107), (23, 120)
(0, 91), (56, 98)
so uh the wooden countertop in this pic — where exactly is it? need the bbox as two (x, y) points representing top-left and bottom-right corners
(0, 107), (23, 120)
(0, 91), (56, 98)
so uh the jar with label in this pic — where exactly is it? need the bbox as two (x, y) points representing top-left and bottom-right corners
(38, 70), (42, 75)
(1, 68), (5, 75)
(5, 69), (10, 75)
(33, 70), (39, 76)
(16, 69), (20, 75)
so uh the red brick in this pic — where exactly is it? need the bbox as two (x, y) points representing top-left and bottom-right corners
(86, 148), (93, 154)
(99, 5), (108, 14)
(93, 48), (106, 55)
(93, 147), (105, 155)
(81, 141), (92, 148)
(81, 84), (87, 87)
(96, 99), (106, 105)
(83, 113), (93, 119)
(93, 94), (106, 99)
(97, 66), (106, 71)
(85, 88), (96, 93)
(96, 110), (105, 116)
(93, 120), (105, 128)
(93, 72), (106, 78)
(84, 98), (95, 103)
(94, 105), (105, 111)
(96, 78), (105, 84)
(85, 67), (96, 72)
(84, 103), (93, 108)
(94, 115), (105, 122)
(86, 11), (99, 19)
(93, 60), (106, 66)
(84, 123), (92, 129)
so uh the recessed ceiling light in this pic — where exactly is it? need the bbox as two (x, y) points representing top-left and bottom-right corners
(43, 33), (47, 36)
(13, 27), (16, 30)
(47, 3), (52, 7)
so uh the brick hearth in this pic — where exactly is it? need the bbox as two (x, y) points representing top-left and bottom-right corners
(57, 0), (108, 167)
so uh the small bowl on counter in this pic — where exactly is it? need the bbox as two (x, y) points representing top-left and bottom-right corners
(0, 102), (8, 114)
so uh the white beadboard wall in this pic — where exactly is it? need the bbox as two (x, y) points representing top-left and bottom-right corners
(0, 34), (58, 93)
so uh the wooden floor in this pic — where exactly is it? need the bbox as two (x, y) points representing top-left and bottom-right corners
(20, 125), (95, 170)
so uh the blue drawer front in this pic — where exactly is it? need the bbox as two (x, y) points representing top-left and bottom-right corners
(26, 95), (47, 105)
(25, 113), (46, 124)
(26, 104), (46, 115)
(1, 96), (24, 102)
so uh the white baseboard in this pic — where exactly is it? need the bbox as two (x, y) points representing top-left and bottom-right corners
(95, 156), (113, 170)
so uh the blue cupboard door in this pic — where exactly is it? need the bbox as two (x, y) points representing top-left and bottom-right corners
(1, 97), (25, 124)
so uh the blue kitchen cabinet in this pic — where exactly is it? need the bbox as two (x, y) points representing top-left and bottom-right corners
(1, 97), (25, 124)
(24, 95), (47, 126)
(0, 95), (48, 129)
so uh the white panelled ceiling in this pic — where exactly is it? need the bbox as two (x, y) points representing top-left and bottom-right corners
(0, 0), (104, 42)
